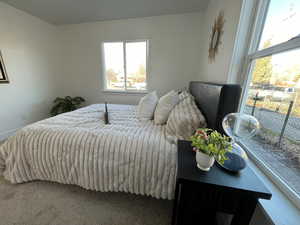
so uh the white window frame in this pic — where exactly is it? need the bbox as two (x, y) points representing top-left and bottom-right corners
(239, 0), (300, 208)
(101, 40), (149, 94)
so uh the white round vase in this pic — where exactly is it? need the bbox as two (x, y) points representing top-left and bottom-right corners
(196, 151), (215, 171)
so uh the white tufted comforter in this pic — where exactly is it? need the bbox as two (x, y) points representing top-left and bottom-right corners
(0, 104), (177, 199)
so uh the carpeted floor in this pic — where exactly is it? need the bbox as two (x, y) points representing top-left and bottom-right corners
(0, 142), (172, 225)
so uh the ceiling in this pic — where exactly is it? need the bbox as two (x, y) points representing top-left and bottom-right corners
(1, 0), (209, 25)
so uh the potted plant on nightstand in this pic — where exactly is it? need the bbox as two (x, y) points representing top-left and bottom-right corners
(190, 128), (232, 171)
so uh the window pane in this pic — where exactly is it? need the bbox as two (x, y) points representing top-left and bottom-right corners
(243, 49), (300, 195)
(103, 42), (125, 90)
(125, 42), (147, 91)
(259, 0), (300, 50)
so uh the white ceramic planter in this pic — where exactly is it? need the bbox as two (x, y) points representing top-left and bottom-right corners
(196, 151), (215, 171)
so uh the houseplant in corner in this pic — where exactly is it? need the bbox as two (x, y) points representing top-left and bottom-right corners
(50, 96), (85, 116)
(190, 128), (232, 171)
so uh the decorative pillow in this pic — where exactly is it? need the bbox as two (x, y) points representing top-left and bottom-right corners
(166, 95), (206, 140)
(137, 91), (158, 121)
(179, 90), (194, 101)
(154, 90), (180, 125)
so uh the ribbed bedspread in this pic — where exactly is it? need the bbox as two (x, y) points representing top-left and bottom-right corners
(0, 104), (177, 199)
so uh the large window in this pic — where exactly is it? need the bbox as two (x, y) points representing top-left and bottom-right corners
(241, 0), (300, 204)
(102, 40), (148, 92)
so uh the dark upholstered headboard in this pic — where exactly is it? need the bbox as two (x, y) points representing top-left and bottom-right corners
(189, 81), (242, 134)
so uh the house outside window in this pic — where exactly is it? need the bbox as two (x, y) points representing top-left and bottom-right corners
(102, 40), (148, 92)
(240, 0), (300, 206)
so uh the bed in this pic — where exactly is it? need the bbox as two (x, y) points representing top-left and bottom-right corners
(0, 82), (241, 200)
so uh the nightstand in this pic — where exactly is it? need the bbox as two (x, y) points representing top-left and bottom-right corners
(172, 140), (272, 225)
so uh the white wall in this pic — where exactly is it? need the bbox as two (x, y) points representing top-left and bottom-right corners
(0, 2), (62, 140)
(199, 0), (243, 83)
(59, 13), (204, 105)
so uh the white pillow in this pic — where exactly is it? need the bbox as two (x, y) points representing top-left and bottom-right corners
(154, 90), (180, 125)
(137, 91), (158, 121)
(179, 90), (193, 101)
(166, 95), (207, 140)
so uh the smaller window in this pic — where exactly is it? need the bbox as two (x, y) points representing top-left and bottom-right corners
(102, 40), (148, 92)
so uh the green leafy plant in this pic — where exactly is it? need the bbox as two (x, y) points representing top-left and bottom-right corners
(190, 128), (232, 164)
(50, 96), (85, 116)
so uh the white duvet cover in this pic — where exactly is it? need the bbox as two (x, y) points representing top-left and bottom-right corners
(0, 104), (177, 199)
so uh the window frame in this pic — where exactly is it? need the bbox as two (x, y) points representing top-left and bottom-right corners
(101, 39), (149, 94)
(239, 0), (300, 208)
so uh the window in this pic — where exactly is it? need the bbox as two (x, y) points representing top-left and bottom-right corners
(259, 0), (300, 50)
(102, 40), (148, 92)
(240, 0), (300, 205)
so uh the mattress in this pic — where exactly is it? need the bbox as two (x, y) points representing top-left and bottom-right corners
(0, 104), (177, 199)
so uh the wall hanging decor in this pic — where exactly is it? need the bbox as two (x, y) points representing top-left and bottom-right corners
(0, 51), (9, 83)
(209, 11), (225, 62)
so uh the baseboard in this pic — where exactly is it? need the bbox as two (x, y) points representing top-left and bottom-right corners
(0, 128), (19, 141)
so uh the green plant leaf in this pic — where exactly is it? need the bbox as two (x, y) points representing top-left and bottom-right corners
(190, 128), (232, 163)
(50, 96), (85, 116)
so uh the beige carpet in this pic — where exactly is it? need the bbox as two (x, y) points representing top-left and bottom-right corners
(0, 142), (172, 225)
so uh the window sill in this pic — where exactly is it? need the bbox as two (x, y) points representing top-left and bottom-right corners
(102, 90), (148, 95)
(244, 148), (300, 225)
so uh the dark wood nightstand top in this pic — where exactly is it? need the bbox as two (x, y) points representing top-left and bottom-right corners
(177, 140), (272, 200)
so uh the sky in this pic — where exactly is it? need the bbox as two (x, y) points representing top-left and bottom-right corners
(260, 0), (300, 48)
(103, 41), (146, 78)
(259, 0), (300, 79)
